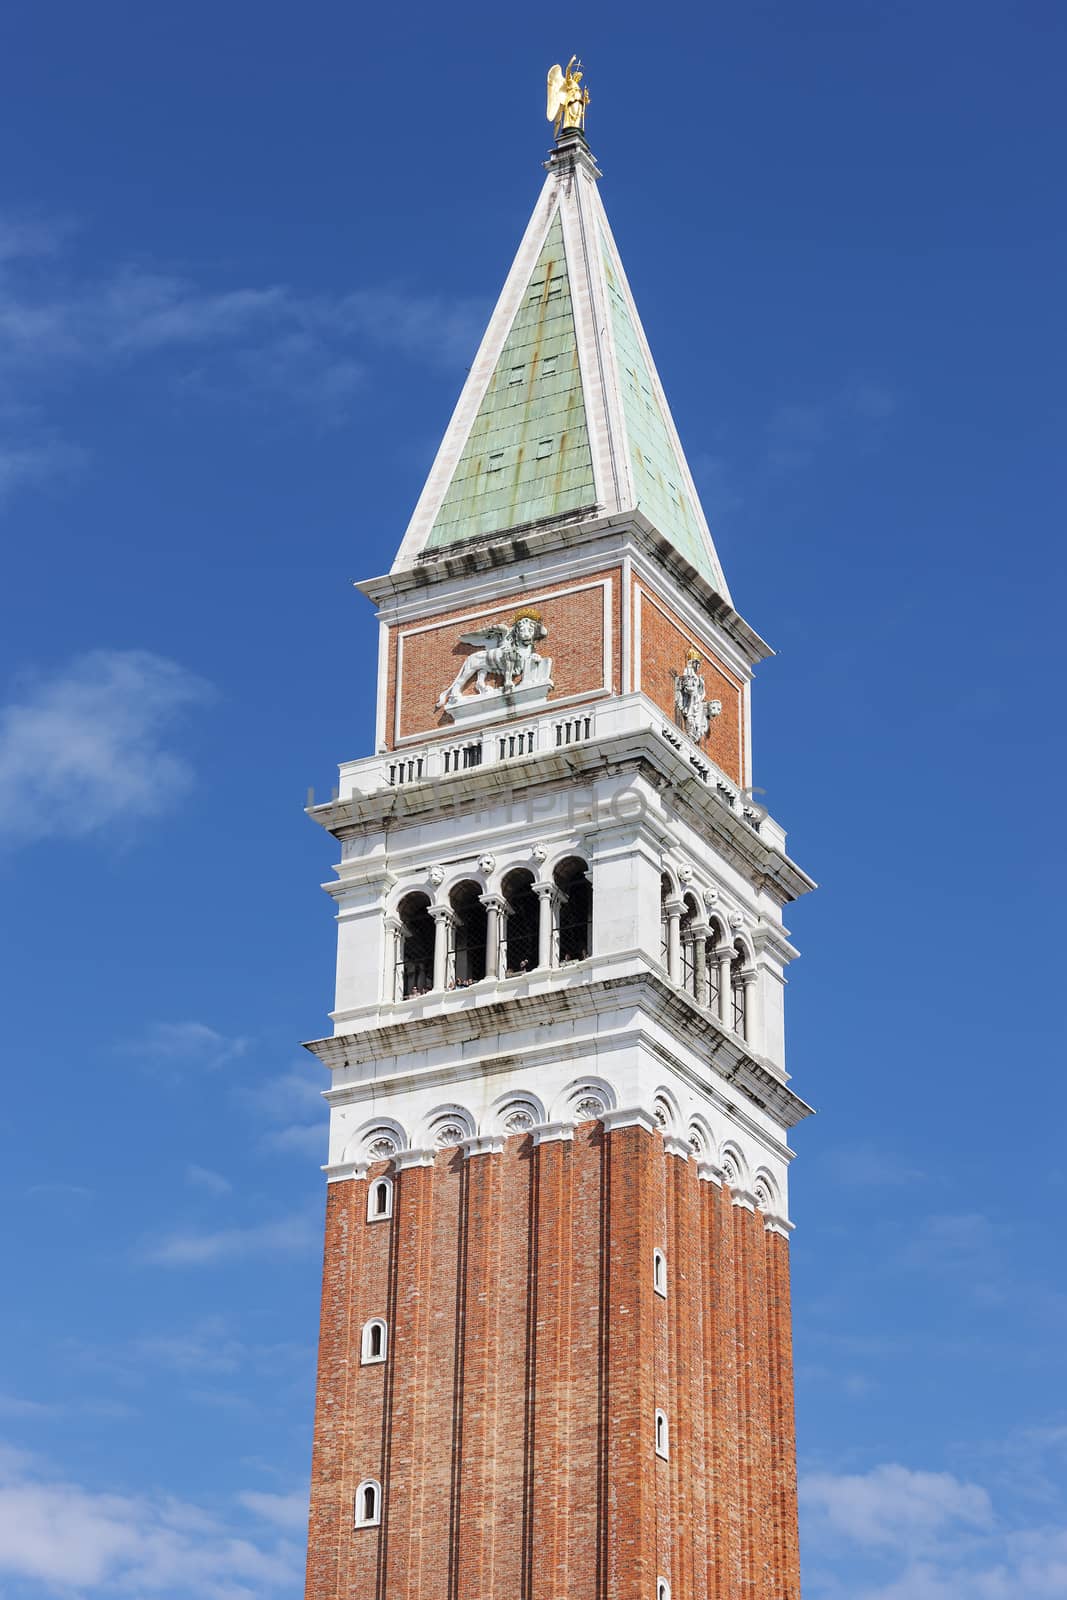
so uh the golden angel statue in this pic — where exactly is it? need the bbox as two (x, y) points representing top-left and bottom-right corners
(547, 57), (590, 138)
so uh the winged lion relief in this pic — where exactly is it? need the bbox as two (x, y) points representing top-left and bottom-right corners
(435, 609), (554, 725)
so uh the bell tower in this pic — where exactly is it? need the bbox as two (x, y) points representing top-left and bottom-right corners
(302, 111), (814, 1600)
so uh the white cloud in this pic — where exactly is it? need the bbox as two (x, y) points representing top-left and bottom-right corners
(236, 1489), (308, 1533)
(234, 1065), (325, 1159)
(767, 400), (830, 469)
(0, 1395), (60, 1420)
(263, 1121), (327, 1158)
(0, 649), (211, 846)
(802, 1463), (992, 1549)
(0, 437), (87, 503)
(802, 1456), (1067, 1600)
(66, 1318), (309, 1386)
(766, 379), (897, 471)
(897, 1212), (1010, 1299)
(824, 1141), (926, 1188)
(144, 1211), (318, 1267)
(185, 1164), (233, 1196)
(0, 1442), (304, 1597)
(0, 209), (486, 503)
(119, 1022), (248, 1077)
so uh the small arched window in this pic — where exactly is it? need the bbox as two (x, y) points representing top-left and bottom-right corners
(354, 1478), (381, 1528)
(655, 1409), (669, 1459)
(368, 1177), (393, 1223)
(653, 1249), (667, 1298)
(361, 1318), (388, 1365)
(658, 1582), (671, 1600)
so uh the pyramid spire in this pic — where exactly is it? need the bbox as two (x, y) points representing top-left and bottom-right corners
(392, 127), (731, 604)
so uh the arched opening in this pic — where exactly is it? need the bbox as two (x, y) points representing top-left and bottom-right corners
(368, 1177), (393, 1222)
(660, 875), (673, 970)
(731, 945), (747, 1035)
(706, 926), (723, 1015)
(658, 1581), (671, 1600)
(679, 892), (701, 997)
(396, 891), (434, 999)
(555, 856), (592, 963)
(653, 1248), (667, 1298)
(502, 868), (539, 975)
(361, 1318), (388, 1364)
(449, 879), (487, 987)
(655, 1408), (669, 1459)
(354, 1479), (381, 1528)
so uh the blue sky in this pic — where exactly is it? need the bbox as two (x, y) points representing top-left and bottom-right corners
(1, 3), (1065, 1595)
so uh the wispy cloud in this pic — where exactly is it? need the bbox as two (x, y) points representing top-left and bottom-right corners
(65, 1317), (308, 1385)
(236, 1489), (308, 1533)
(766, 379), (897, 471)
(767, 400), (831, 470)
(0, 649), (212, 847)
(144, 1211), (318, 1267)
(0, 1395), (61, 1420)
(897, 1211), (1007, 1275)
(0, 436), (87, 504)
(802, 1462), (993, 1550)
(234, 1065), (325, 1159)
(801, 1454), (1067, 1600)
(185, 1163), (233, 1196)
(824, 1141), (927, 1188)
(118, 1021), (248, 1079)
(0, 1441), (304, 1597)
(0, 209), (486, 502)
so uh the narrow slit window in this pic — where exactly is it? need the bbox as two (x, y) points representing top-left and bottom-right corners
(658, 1582), (671, 1600)
(354, 1479), (381, 1528)
(653, 1249), (667, 1298)
(361, 1318), (388, 1365)
(368, 1178), (393, 1223)
(655, 1409), (669, 1459)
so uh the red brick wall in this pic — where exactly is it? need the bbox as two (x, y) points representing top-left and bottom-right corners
(303, 1128), (801, 1600)
(385, 569), (621, 747)
(635, 579), (745, 786)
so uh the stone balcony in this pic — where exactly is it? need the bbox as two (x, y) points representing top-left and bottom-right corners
(331, 691), (779, 845)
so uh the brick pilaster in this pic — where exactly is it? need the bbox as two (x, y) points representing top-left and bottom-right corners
(304, 1179), (363, 1600)
(767, 1232), (801, 1600)
(455, 1150), (503, 1599)
(381, 1162), (435, 1599)
(735, 1203), (771, 1598)
(708, 1179), (742, 1600)
(530, 1134), (574, 1599)
(669, 1154), (705, 1600)
(605, 1121), (659, 1600)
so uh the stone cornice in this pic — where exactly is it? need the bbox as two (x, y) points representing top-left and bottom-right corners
(303, 968), (814, 1133)
(357, 511), (771, 668)
(308, 730), (814, 907)
(393, 1147), (436, 1170)
(600, 1106), (659, 1136)
(530, 1120), (575, 1146)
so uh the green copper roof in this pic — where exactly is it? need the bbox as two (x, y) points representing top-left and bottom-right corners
(425, 213), (596, 550)
(601, 234), (722, 590)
